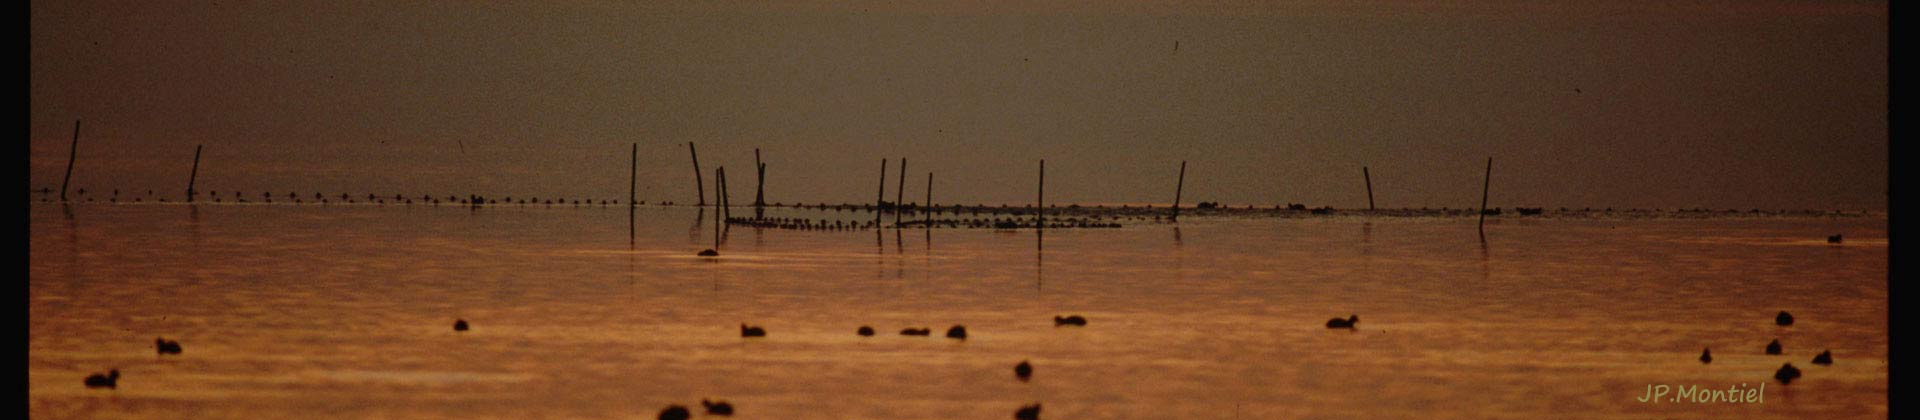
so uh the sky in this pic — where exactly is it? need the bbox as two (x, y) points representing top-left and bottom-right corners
(29, 1), (1887, 210)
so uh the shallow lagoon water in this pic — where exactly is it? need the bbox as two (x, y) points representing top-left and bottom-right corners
(29, 203), (1887, 419)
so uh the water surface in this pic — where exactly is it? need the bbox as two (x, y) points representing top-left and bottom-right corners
(28, 203), (1888, 419)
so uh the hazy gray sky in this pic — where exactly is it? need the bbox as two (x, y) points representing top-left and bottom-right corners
(30, 1), (1886, 210)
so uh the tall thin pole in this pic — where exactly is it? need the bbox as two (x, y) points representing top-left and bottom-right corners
(714, 167), (723, 248)
(754, 148), (764, 207)
(629, 143), (637, 206)
(1363, 166), (1375, 211)
(186, 145), (203, 203)
(1037, 159), (1045, 228)
(876, 158), (887, 226)
(895, 158), (907, 226)
(60, 120), (80, 202)
(1173, 161), (1186, 220)
(755, 162), (766, 219)
(1478, 157), (1492, 236)
(925, 172), (933, 226)
(719, 166), (730, 221)
(689, 142), (705, 206)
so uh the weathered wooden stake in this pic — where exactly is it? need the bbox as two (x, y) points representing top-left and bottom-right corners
(755, 162), (766, 219)
(1364, 166), (1375, 211)
(689, 142), (705, 206)
(754, 148), (765, 207)
(719, 166), (730, 221)
(1173, 161), (1186, 220)
(1037, 159), (1045, 228)
(186, 145), (203, 202)
(1478, 157), (1492, 236)
(629, 143), (637, 207)
(895, 158), (907, 226)
(925, 172), (933, 226)
(61, 120), (80, 202)
(876, 158), (887, 225)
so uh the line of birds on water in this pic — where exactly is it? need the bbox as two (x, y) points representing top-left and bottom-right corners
(700, 315), (1094, 419)
(1696, 311), (1835, 385)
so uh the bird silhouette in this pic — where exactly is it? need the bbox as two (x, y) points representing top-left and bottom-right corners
(1326, 315), (1359, 329)
(1015, 403), (1042, 420)
(155, 338), (182, 355)
(740, 324), (766, 337)
(1053, 315), (1087, 326)
(701, 399), (734, 415)
(1774, 363), (1802, 384)
(84, 369), (119, 389)
(657, 404), (691, 420)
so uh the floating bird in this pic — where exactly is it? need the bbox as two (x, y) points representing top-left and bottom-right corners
(1015, 403), (1042, 420)
(454, 319), (469, 331)
(1777, 311), (1794, 326)
(1774, 363), (1802, 384)
(1053, 315), (1087, 326)
(1015, 360), (1033, 381)
(701, 399), (735, 416)
(1699, 348), (1712, 364)
(155, 338), (182, 355)
(1766, 339), (1782, 355)
(698, 249), (719, 257)
(1326, 315), (1359, 329)
(946, 325), (968, 340)
(658, 404), (691, 420)
(901, 328), (931, 336)
(740, 324), (766, 337)
(1813, 350), (1833, 365)
(857, 326), (875, 336)
(84, 369), (119, 389)
(1827, 234), (1843, 244)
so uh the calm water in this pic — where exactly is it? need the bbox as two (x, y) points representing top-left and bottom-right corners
(28, 203), (1887, 419)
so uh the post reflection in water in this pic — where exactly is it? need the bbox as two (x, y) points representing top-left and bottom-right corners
(1035, 228), (1044, 292)
(689, 206), (705, 244)
(1361, 221), (1373, 256)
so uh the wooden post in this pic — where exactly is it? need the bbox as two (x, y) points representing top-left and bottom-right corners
(186, 145), (203, 202)
(1038, 159), (1047, 227)
(925, 172), (933, 226)
(1173, 161), (1186, 220)
(876, 158), (887, 225)
(754, 148), (764, 207)
(755, 162), (766, 220)
(714, 167), (723, 248)
(719, 166), (730, 221)
(895, 158), (906, 226)
(60, 120), (80, 202)
(689, 142), (705, 206)
(1364, 166), (1375, 211)
(629, 143), (637, 207)
(1478, 157), (1492, 236)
